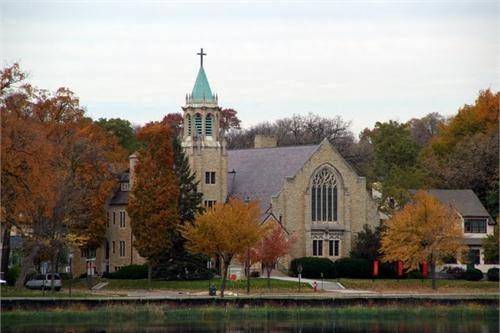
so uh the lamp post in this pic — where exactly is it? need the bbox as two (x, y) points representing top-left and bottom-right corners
(68, 252), (74, 298)
(297, 264), (303, 293)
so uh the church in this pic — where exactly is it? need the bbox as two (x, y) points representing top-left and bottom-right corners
(71, 50), (379, 276)
(180, 49), (379, 263)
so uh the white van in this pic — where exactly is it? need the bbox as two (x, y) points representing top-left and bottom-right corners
(25, 273), (62, 291)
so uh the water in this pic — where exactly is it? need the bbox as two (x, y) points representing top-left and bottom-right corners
(3, 317), (498, 333)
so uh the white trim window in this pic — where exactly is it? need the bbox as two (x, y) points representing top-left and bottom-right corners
(311, 167), (338, 222)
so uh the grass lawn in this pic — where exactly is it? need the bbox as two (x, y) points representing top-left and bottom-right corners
(0, 285), (92, 298)
(336, 278), (500, 293)
(104, 277), (312, 293)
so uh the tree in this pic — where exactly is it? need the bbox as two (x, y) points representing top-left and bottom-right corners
(181, 199), (265, 297)
(420, 89), (499, 217)
(220, 108), (241, 130)
(350, 224), (381, 262)
(127, 121), (179, 289)
(408, 113), (444, 146)
(381, 191), (465, 289)
(483, 225), (499, 264)
(1, 64), (125, 290)
(95, 118), (139, 153)
(162, 113), (183, 137)
(256, 224), (294, 288)
(153, 136), (205, 280)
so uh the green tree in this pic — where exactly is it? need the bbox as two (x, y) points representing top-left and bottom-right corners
(95, 118), (139, 153)
(350, 224), (381, 262)
(483, 225), (499, 264)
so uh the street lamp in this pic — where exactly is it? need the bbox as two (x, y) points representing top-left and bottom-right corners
(297, 264), (303, 292)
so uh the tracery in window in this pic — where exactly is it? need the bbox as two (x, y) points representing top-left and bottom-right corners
(311, 167), (338, 222)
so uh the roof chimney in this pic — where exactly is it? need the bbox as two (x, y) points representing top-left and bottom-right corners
(254, 135), (277, 149)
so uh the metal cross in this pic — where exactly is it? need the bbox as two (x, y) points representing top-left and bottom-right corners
(197, 48), (206, 67)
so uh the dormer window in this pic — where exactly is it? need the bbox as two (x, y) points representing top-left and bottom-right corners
(464, 218), (487, 233)
(121, 182), (130, 192)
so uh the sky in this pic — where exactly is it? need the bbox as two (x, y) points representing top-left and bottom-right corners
(2, 0), (499, 135)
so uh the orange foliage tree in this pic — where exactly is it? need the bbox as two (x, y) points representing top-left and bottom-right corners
(256, 224), (294, 288)
(381, 191), (465, 289)
(181, 199), (265, 297)
(1, 64), (125, 289)
(127, 121), (179, 288)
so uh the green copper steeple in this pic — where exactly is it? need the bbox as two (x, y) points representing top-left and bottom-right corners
(188, 48), (216, 104)
(191, 66), (215, 102)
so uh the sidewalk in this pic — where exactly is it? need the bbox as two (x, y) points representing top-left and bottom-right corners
(262, 275), (376, 293)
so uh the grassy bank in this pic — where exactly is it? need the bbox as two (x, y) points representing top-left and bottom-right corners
(103, 277), (311, 292)
(0, 286), (91, 298)
(337, 278), (500, 293)
(2, 304), (498, 326)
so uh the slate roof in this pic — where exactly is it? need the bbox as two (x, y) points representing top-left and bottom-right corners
(109, 172), (129, 206)
(227, 145), (319, 210)
(410, 189), (492, 219)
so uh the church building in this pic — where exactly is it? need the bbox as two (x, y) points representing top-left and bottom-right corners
(181, 49), (379, 262)
(71, 50), (379, 276)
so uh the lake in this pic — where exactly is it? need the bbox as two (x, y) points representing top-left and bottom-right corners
(3, 316), (498, 333)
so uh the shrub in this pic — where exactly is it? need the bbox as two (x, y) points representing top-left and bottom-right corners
(464, 268), (483, 281)
(407, 270), (423, 279)
(487, 268), (499, 281)
(5, 266), (20, 286)
(289, 257), (334, 278)
(333, 258), (371, 279)
(443, 266), (466, 279)
(58, 272), (71, 280)
(106, 264), (148, 279)
(250, 271), (260, 278)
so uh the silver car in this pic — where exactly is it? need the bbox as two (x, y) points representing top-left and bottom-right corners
(25, 273), (62, 291)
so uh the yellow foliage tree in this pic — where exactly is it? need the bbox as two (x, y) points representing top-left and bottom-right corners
(181, 198), (266, 297)
(381, 191), (465, 289)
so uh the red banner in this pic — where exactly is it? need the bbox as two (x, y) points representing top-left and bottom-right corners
(373, 260), (379, 277)
(422, 260), (428, 277)
(397, 261), (404, 277)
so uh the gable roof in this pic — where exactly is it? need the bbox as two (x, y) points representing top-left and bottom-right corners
(227, 144), (319, 210)
(410, 189), (491, 219)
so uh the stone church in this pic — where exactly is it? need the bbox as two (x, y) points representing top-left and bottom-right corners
(181, 51), (379, 262)
(71, 51), (379, 276)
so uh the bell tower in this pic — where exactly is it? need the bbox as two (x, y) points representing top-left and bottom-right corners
(181, 48), (227, 207)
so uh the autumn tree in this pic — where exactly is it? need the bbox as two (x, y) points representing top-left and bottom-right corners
(127, 121), (179, 288)
(1, 64), (125, 290)
(381, 191), (465, 289)
(256, 224), (294, 288)
(181, 199), (265, 297)
(220, 108), (241, 130)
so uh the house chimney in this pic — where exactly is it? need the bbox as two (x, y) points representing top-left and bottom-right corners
(128, 152), (138, 190)
(254, 135), (277, 148)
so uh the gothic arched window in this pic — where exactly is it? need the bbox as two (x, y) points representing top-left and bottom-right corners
(194, 113), (202, 135)
(311, 167), (338, 222)
(205, 113), (213, 136)
(186, 114), (192, 136)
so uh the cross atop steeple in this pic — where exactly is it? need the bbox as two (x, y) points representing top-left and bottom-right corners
(197, 48), (207, 67)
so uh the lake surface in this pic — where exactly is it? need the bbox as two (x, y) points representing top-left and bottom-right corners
(3, 317), (499, 333)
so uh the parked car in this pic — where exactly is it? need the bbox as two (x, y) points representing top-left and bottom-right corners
(25, 273), (62, 291)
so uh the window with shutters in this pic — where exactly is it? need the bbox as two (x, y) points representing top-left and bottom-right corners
(194, 113), (202, 135)
(205, 113), (213, 136)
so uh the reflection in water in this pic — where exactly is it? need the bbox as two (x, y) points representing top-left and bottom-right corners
(3, 317), (499, 333)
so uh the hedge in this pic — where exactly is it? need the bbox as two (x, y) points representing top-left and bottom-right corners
(103, 264), (148, 279)
(487, 268), (499, 282)
(333, 258), (371, 279)
(464, 268), (483, 281)
(289, 257), (334, 278)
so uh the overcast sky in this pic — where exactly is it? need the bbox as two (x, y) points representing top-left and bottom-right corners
(2, 0), (499, 135)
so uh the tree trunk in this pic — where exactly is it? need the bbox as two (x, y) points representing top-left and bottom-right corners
(220, 259), (231, 298)
(50, 251), (56, 293)
(15, 244), (40, 289)
(1, 225), (11, 278)
(148, 262), (152, 290)
(430, 257), (437, 290)
(267, 267), (272, 289)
